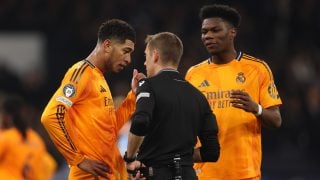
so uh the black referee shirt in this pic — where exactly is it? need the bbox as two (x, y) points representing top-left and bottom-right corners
(130, 69), (219, 167)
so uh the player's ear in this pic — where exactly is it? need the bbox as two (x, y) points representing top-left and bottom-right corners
(229, 28), (237, 39)
(153, 49), (160, 63)
(102, 39), (113, 53)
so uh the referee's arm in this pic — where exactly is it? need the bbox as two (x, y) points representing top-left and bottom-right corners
(126, 79), (154, 159)
(193, 104), (220, 162)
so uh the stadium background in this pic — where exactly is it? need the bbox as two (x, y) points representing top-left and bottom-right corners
(0, 0), (319, 179)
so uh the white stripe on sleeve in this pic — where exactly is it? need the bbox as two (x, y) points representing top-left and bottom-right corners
(136, 92), (150, 102)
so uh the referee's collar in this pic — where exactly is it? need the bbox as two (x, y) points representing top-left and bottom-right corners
(159, 68), (179, 73)
(161, 68), (178, 72)
(155, 68), (179, 76)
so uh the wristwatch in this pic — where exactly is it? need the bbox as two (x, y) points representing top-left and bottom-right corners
(123, 151), (136, 163)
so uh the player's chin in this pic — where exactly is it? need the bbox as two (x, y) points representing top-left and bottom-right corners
(114, 66), (125, 73)
(207, 48), (219, 55)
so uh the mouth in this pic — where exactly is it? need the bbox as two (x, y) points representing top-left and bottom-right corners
(118, 63), (128, 70)
(119, 65), (125, 69)
(205, 42), (217, 49)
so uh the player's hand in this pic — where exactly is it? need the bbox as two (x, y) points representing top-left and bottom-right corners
(131, 69), (146, 94)
(22, 163), (31, 179)
(230, 90), (259, 114)
(130, 171), (146, 180)
(78, 158), (111, 179)
(127, 160), (146, 180)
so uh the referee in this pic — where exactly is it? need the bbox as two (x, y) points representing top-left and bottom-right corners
(124, 32), (220, 180)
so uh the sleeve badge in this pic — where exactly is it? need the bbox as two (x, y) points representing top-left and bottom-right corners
(268, 83), (280, 99)
(63, 84), (76, 98)
(139, 80), (145, 87)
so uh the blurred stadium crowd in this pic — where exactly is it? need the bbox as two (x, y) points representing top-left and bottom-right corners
(0, 0), (319, 179)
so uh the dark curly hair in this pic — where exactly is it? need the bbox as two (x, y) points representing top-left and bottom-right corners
(97, 19), (136, 44)
(199, 4), (241, 28)
(2, 95), (28, 140)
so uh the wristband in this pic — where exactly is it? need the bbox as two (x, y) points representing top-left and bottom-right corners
(255, 104), (263, 116)
(123, 151), (136, 163)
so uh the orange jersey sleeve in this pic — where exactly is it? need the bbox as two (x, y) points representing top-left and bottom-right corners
(41, 61), (90, 166)
(42, 60), (132, 179)
(115, 90), (136, 132)
(186, 52), (282, 179)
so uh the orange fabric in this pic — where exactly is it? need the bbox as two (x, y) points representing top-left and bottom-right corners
(0, 128), (56, 180)
(41, 60), (135, 179)
(186, 53), (282, 179)
(28, 149), (57, 180)
(241, 175), (261, 180)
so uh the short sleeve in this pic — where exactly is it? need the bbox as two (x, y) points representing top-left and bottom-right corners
(259, 62), (282, 108)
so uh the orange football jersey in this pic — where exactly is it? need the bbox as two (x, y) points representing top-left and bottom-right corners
(41, 60), (135, 180)
(186, 52), (282, 179)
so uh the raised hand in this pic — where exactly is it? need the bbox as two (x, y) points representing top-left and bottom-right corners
(230, 90), (259, 114)
(131, 69), (146, 94)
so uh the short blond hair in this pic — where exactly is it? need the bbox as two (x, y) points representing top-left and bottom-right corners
(145, 32), (183, 66)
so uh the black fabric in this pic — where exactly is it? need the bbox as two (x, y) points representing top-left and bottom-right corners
(130, 69), (219, 167)
(199, 112), (220, 162)
(123, 151), (136, 163)
(130, 77), (154, 136)
(130, 112), (150, 136)
(148, 166), (197, 180)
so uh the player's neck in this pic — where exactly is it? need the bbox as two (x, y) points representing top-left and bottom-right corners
(86, 48), (106, 73)
(153, 64), (177, 76)
(210, 49), (237, 64)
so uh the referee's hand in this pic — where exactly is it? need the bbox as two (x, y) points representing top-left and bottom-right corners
(131, 69), (146, 94)
(130, 171), (146, 180)
(127, 160), (146, 180)
(78, 158), (111, 179)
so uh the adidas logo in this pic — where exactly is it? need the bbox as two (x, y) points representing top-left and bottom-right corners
(100, 85), (106, 93)
(198, 80), (210, 88)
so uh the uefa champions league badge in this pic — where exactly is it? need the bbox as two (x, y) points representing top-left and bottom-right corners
(63, 84), (76, 98)
(268, 82), (279, 99)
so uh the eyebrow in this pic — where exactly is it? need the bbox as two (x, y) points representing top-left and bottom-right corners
(124, 47), (134, 52)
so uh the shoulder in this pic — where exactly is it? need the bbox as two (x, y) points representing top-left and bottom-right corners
(136, 78), (153, 100)
(65, 60), (95, 84)
(28, 129), (44, 142)
(61, 60), (95, 89)
(240, 53), (275, 79)
(27, 129), (46, 148)
(187, 59), (210, 73)
(57, 60), (95, 103)
(0, 128), (19, 141)
(137, 78), (152, 91)
(240, 53), (271, 69)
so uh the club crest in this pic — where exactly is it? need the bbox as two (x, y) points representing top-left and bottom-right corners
(236, 72), (246, 84)
(63, 84), (76, 98)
